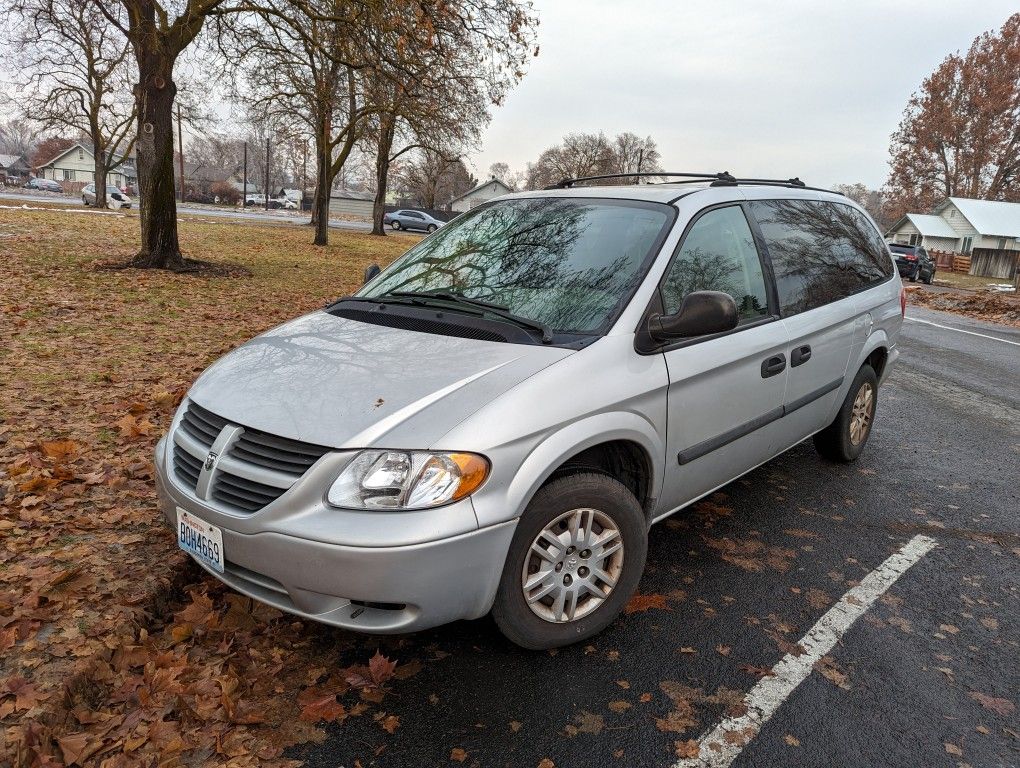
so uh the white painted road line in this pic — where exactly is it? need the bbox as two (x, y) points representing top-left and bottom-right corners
(904, 316), (1020, 347)
(675, 534), (938, 768)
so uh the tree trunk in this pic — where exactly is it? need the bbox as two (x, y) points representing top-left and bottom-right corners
(95, 145), (108, 209)
(313, 138), (331, 246)
(130, 54), (184, 269)
(371, 113), (396, 236)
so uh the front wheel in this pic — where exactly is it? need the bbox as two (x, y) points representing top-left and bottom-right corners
(813, 364), (878, 463)
(390, 220), (401, 230)
(492, 473), (647, 650)
(925, 269), (935, 285)
(427, 224), (437, 233)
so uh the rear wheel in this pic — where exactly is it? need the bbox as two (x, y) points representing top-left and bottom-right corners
(427, 224), (437, 233)
(813, 364), (878, 463)
(925, 269), (935, 285)
(82, 197), (88, 206)
(492, 473), (647, 650)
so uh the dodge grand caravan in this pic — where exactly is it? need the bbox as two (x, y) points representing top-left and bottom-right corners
(155, 172), (903, 649)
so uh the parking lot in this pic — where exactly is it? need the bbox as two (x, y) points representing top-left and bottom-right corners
(289, 303), (1019, 768)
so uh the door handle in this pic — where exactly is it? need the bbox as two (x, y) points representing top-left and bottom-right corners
(791, 345), (812, 367)
(761, 353), (787, 378)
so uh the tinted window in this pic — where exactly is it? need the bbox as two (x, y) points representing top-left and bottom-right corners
(750, 200), (893, 315)
(660, 205), (769, 324)
(360, 198), (672, 333)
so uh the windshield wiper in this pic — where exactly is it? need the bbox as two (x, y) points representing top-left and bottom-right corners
(381, 290), (554, 344)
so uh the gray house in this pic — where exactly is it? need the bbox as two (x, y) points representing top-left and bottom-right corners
(885, 197), (1020, 279)
(0, 154), (30, 183)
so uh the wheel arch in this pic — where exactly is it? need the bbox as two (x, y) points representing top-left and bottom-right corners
(478, 413), (664, 529)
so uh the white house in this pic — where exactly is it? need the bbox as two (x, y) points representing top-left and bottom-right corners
(34, 142), (137, 189)
(885, 197), (1020, 279)
(449, 178), (513, 213)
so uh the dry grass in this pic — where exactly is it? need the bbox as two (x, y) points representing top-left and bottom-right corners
(0, 208), (419, 765)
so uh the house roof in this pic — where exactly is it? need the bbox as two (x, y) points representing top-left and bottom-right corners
(942, 197), (1020, 238)
(904, 213), (958, 238)
(448, 178), (513, 205)
(0, 154), (27, 168)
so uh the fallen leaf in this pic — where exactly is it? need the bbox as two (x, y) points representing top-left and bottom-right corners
(380, 714), (400, 733)
(450, 747), (468, 762)
(608, 700), (631, 713)
(675, 740), (699, 758)
(968, 691), (1015, 716)
(784, 734), (801, 747)
(945, 742), (963, 756)
(715, 644), (731, 657)
(537, 760), (555, 768)
(625, 593), (670, 614)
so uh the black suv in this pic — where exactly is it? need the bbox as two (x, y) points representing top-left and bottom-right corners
(888, 243), (935, 284)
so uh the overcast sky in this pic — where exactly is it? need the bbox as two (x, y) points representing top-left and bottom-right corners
(470, 0), (1017, 189)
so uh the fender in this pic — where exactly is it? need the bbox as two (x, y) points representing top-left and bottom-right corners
(468, 411), (665, 530)
(824, 329), (890, 424)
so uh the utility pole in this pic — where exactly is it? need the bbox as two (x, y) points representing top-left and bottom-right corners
(635, 148), (644, 184)
(242, 142), (248, 207)
(265, 137), (271, 211)
(302, 141), (308, 211)
(177, 104), (184, 202)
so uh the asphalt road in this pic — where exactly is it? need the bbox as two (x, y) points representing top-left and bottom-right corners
(0, 189), (372, 231)
(290, 304), (1020, 768)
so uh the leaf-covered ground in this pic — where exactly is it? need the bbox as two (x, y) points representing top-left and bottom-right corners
(0, 209), (423, 766)
(906, 284), (1020, 327)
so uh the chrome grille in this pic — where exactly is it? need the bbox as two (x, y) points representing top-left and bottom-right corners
(170, 400), (331, 514)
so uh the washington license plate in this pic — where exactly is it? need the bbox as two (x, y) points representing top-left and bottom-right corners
(176, 508), (224, 573)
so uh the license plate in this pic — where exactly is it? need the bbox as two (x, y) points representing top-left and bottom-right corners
(176, 508), (224, 573)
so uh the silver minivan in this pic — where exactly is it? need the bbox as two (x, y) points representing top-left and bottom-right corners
(155, 173), (903, 649)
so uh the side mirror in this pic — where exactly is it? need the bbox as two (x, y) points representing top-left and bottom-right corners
(648, 290), (738, 341)
(363, 264), (381, 284)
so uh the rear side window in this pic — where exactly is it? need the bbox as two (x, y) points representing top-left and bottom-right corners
(661, 205), (769, 324)
(749, 200), (893, 315)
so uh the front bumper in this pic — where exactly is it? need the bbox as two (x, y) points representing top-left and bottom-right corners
(155, 437), (516, 633)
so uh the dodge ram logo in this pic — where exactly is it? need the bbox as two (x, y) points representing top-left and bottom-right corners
(204, 451), (218, 471)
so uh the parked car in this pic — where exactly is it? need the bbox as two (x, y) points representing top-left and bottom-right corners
(244, 194), (266, 207)
(155, 174), (902, 650)
(82, 183), (133, 209)
(268, 196), (298, 210)
(887, 243), (935, 284)
(24, 177), (63, 193)
(383, 209), (445, 233)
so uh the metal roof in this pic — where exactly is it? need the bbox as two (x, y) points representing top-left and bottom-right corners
(944, 197), (1020, 238)
(904, 213), (958, 238)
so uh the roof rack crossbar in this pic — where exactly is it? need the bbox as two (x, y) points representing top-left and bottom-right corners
(544, 171), (735, 190)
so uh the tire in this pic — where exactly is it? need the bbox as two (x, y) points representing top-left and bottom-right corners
(427, 224), (437, 233)
(391, 220), (401, 230)
(925, 269), (935, 285)
(82, 197), (88, 206)
(492, 473), (647, 650)
(813, 364), (879, 463)
(908, 268), (918, 282)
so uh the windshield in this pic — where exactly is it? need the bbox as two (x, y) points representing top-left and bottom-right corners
(358, 198), (672, 334)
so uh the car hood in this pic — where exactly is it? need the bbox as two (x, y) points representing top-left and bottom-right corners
(187, 310), (574, 449)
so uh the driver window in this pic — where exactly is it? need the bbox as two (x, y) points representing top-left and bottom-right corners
(661, 206), (769, 324)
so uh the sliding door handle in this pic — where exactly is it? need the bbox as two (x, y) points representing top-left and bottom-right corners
(791, 345), (812, 367)
(761, 353), (787, 378)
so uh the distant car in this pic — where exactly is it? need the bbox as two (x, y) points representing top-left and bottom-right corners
(244, 194), (267, 207)
(82, 183), (133, 209)
(383, 209), (444, 233)
(24, 177), (63, 193)
(268, 197), (298, 210)
(888, 243), (935, 284)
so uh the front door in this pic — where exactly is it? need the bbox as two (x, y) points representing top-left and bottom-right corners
(656, 204), (790, 517)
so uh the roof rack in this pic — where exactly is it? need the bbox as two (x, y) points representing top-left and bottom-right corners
(545, 171), (732, 189)
(543, 171), (813, 191)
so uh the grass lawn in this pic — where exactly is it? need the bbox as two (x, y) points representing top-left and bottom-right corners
(0, 208), (421, 766)
(932, 270), (1018, 291)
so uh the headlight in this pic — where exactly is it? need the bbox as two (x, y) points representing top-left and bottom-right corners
(326, 450), (489, 510)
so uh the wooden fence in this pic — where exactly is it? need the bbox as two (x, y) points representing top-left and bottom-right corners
(929, 249), (971, 273)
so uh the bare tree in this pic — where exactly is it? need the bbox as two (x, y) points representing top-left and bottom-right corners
(0, 119), (37, 157)
(3, 0), (136, 208)
(396, 150), (474, 208)
(523, 131), (665, 189)
(885, 13), (1020, 221)
(833, 183), (889, 229)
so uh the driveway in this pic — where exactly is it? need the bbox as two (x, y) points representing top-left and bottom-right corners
(290, 305), (1020, 768)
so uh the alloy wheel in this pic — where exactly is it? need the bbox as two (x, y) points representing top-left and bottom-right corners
(521, 507), (624, 623)
(849, 381), (874, 445)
